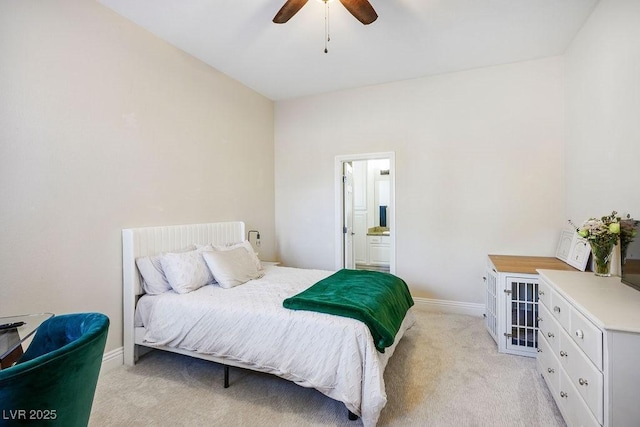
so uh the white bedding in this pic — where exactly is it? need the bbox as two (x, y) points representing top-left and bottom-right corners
(136, 265), (415, 426)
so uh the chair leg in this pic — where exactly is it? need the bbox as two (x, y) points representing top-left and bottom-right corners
(224, 365), (229, 388)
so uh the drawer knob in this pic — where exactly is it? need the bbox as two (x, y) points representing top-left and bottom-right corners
(579, 378), (589, 386)
(547, 332), (554, 338)
(575, 329), (584, 339)
(560, 391), (568, 398)
(538, 290), (545, 296)
(560, 350), (568, 358)
(553, 306), (561, 314)
(547, 368), (555, 374)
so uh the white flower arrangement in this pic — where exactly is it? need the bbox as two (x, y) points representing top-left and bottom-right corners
(570, 211), (629, 276)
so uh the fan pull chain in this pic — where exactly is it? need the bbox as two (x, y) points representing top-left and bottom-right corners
(324, 1), (330, 53)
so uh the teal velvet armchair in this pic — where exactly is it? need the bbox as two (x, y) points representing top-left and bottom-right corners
(0, 313), (109, 426)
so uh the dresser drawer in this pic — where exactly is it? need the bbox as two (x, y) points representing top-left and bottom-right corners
(559, 369), (600, 427)
(550, 290), (571, 333)
(537, 279), (552, 310)
(537, 331), (560, 395)
(538, 303), (560, 355)
(558, 327), (603, 424)
(570, 308), (603, 370)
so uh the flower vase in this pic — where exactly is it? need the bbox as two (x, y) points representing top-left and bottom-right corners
(590, 242), (614, 277)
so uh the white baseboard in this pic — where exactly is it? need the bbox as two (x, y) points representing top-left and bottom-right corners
(100, 347), (124, 375)
(412, 296), (485, 317)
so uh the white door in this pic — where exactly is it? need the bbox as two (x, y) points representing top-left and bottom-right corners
(343, 162), (355, 269)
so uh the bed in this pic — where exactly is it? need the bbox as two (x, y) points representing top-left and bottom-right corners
(122, 221), (415, 426)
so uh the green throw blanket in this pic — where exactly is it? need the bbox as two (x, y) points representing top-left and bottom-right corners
(283, 269), (414, 352)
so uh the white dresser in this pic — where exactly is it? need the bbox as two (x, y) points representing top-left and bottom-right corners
(536, 269), (640, 427)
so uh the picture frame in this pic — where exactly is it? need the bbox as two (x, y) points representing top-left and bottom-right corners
(555, 229), (573, 263)
(556, 228), (590, 271)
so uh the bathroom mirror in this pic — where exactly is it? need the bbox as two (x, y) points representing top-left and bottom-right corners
(375, 175), (390, 228)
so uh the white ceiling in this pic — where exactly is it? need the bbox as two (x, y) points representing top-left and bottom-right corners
(97, 0), (599, 101)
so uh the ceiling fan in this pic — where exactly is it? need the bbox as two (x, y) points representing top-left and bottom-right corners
(273, 0), (378, 25)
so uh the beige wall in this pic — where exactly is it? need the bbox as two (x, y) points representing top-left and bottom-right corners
(0, 0), (275, 353)
(275, 57), (566, 304)
(565, 0), (640, 221)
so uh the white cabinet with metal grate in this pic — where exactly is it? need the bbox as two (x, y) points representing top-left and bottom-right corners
(484, 255), (578, 357)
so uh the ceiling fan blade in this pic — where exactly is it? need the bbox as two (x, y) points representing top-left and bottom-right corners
(273, 0), (309, 24)
(339, 0), (378, 25)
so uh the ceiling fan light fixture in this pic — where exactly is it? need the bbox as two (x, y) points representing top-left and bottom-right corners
(273, 0), (378, 53)
(273, 0), (377, 25)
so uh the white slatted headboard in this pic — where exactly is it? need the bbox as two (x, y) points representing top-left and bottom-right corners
(122, 221), (245, 365)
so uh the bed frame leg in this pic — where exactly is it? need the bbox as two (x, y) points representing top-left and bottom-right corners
(224, 365), (230, 388)
(348, 410), (358, 421)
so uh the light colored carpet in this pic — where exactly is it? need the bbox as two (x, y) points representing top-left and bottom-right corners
(90, 308), (565, 426)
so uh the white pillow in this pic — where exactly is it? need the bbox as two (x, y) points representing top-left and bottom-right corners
(202, 247), (264, 289)
(160, 250), (213, 294)
(213, 240), (262, 271)
(195, 244), (214, 251)
(136, 245), (195, 295)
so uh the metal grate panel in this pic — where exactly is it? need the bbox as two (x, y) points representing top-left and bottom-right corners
(485, 271), (498, 342)
(506, 278), (539, 351)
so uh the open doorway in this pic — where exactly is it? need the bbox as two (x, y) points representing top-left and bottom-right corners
(335, 152), (395, 274)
